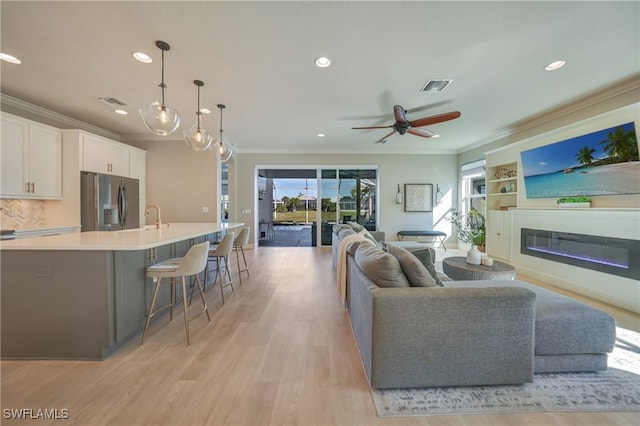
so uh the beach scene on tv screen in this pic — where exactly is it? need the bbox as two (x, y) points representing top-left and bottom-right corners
(520, 121), (639, 198)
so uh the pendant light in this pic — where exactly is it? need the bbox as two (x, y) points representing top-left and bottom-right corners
(139, 40), (180, 136)
(215, 104), (233, 162)
(183, 80), (212, 151)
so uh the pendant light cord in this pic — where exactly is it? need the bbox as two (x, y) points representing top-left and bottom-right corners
(160, 48), (166, 106)
(196, 85), (201, 130)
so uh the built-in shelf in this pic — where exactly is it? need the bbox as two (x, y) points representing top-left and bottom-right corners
(486, 162), (518, 211)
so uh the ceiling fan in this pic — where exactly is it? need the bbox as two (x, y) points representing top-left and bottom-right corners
(352, 105), (461, 144)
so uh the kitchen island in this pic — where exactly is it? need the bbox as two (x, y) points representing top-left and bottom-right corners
(0, 223), (244, 360)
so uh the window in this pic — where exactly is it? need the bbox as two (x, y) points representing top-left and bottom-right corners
(460, 159), (486, 215)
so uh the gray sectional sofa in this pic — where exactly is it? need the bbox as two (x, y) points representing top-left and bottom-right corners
(332, 224), (617, 389)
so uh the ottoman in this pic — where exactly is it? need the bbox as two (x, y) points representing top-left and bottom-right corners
(446, 279), (617, 373)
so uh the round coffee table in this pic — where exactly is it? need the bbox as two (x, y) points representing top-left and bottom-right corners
(442, 256), (516, 281)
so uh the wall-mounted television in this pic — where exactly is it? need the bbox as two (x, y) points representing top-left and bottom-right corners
(520, 121), (640, 198)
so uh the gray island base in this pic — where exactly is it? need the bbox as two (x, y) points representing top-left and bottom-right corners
(0, 223), (244, 360)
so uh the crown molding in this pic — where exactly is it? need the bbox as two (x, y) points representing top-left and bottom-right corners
(0, 94), (122, 141)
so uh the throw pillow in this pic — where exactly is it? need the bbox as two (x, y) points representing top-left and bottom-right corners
(346, 238), (375, 255)
(384, 244), (438, 287)
(354, 244), (410, 288)
(338, 227), (357, 240)
(347, 221), (365, 233)
(382, 242), (444, 287)
(358, 228), (379, 246)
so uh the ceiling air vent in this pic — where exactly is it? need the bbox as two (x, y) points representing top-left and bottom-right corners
(421, 79), (453, 93)
(97, 97), (127, 107)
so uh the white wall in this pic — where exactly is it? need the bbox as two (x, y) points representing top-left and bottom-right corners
(128, 140), (220, 224)
(231, 153), (458, 245)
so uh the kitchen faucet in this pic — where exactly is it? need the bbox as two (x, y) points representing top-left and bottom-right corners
(145, 204), (162, 229)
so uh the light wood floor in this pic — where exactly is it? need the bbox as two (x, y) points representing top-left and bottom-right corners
(1, 247), (638, 426)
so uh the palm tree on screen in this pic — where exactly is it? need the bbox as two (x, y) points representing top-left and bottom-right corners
(575, 145), (596, 166)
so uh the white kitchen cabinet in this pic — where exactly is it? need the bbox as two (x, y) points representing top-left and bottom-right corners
(129, 148), (145, 180)
(486, 210), (513, 261)
(1, 113), (62, 199)
(129, 148), (146, 223)
(82, 132), (130, 176)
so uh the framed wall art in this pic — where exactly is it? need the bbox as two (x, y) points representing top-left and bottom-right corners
(404, 183), (433, 212)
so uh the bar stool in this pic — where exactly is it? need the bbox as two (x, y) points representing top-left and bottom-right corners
(206, 232), (235, 304)
(141, 241), (211, 345)
(233, 227), (251, 285)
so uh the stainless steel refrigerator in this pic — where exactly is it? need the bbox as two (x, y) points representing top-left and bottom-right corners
(81, 171), (140, 231)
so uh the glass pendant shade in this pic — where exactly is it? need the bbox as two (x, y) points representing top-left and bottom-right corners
(184, 122), (212, 151)
(140, 40), (180, 136)
(216, 136), (233, 162)
(214, 104), (233, 162)
(140, 101), (181, 136)
(183, 80), (212, 151)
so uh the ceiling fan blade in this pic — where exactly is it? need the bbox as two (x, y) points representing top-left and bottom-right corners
(374, 129), (397, 143)
(405, 101), (452, 115)
(393, 105), (408, 123)
(407, 128), (435, 138)
(352, 125), (394, 130)
(411, 111), (461, 128)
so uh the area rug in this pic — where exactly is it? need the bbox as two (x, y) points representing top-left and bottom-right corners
(371, 327), (640, 417)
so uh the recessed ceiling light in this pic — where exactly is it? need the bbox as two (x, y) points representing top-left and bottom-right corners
(114, 109), (128, 115)
(431, 134), (441, 138)
(133, 51), (152, 63)
(315, 57), (331, 68)
(0, 53), (22, 64)
(544, 60), (566, 71)
(200, 108), (211, 114)
(317, 133), (326, 138)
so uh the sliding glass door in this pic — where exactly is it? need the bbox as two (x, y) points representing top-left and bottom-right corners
(319, 168), (378, 245)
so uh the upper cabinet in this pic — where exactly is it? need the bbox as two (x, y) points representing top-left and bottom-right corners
(64, 129), (144, 179)
(1, 113), (62, 199)
(81, 132), (131, 176)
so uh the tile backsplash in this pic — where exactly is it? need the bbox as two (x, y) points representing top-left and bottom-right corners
(1, 199), (46, 229)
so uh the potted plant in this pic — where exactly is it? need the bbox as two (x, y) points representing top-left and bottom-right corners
(556, 196), (592, 208)
(448, 209), (486, 263)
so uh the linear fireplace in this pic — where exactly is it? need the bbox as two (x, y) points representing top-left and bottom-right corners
(521, 228), (640, 280)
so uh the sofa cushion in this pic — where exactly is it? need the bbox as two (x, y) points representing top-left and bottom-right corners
(354, 244), (410, 288)
(385, 244), (438, 287)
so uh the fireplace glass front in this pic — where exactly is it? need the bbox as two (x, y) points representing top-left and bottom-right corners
(521, 228), (639, 280)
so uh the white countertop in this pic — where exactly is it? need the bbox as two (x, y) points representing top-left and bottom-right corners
(0, 223), (244, 251)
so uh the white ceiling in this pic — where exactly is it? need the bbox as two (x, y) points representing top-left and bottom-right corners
(1, 1), (639, 155)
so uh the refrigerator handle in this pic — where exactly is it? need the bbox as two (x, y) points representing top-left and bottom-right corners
(118, 183), (127, 225)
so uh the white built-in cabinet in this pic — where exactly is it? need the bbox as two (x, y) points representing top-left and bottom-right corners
(1, 112), (62, 199)
(484, 159), (518, 262)
(81, 132), (131, 176)
(486, 210), (512, 261)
